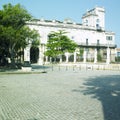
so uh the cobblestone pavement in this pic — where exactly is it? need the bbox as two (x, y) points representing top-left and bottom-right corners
(0, 70), (120, 120)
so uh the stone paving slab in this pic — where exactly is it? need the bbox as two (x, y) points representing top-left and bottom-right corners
(0, 70), (120, 120)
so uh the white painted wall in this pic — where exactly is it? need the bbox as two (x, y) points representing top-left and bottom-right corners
(25, 6), (115, 64)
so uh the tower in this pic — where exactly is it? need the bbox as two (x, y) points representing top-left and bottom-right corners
(82, 7), (105, 30)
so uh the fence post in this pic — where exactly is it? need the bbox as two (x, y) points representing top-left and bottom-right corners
(73, 66), (75, 71)
(59, 66), (60, 71)
(66, 66), (68, 71)
(52, 64), (53, 71)
(79, 65), (81, 70)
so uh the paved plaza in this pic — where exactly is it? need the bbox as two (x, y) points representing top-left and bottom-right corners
(0, 69), (120, 120)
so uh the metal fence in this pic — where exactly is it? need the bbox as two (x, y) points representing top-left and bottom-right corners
(32, 63), (120, 72)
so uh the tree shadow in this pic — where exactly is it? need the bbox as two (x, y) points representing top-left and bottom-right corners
(73, 74), (120, 120)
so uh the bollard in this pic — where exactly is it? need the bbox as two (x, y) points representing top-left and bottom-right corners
(73, 66), (75, 71)
(79, 65), (81, 70)
(66, 66), (68, 71)
(103, 65), (105, 70)
(52, 64), (53, 71)
(98, 65), (99, 70)
(86, 65), (87, 71)
(59, 66), (60, 71)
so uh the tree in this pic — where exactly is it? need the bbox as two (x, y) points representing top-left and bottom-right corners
(0, 3), (40, 67)
(45, 30), (77, 62)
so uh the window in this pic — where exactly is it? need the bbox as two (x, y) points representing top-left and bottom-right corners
(96, 19), (100, 23)
(97, 40), (100, 45)
(85, 19), (88, 26)
(71, 36), (74, 40)
(106, 36), (113, 40)
(86, 19), (88, 23)
(96, 19), (100, 30)
(96, 24), (99, 28)
(86, 39), (88, 45)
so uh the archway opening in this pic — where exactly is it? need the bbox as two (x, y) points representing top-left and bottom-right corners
(30, 47), (39, 63)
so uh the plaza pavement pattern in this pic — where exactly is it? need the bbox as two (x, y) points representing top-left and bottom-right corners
(0, 69), (120, 120)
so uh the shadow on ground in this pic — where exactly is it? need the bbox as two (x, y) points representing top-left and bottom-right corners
(31, 64), (51, 70)
(72, 74), (120, 120)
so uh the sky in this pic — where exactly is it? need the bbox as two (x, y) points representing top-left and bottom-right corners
(0, 0), (120, 47)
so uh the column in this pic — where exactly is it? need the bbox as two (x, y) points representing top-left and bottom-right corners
(60, 55), (62, 63)
(45, 56), (48, 63)
(74, 52), (77, 63)
(65, 52), (69, 63)
(83, 48), (87, 63)
(50, 57), (52, 63)
(38, 44), (44, 65)
(94, 48), (97, 63)
(106, 47), (110, 64)
(24, 45), (30, 62)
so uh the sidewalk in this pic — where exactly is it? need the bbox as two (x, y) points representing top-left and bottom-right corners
(0, 63), (120, 74)
(0, 70), (120, 120)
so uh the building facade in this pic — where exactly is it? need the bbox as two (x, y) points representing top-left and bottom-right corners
(25, 7), (116, 65)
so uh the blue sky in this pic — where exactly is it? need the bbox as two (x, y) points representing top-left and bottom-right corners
(0, 0), (120, 47)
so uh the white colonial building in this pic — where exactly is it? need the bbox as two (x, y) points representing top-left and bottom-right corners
(25, 7), (116, 65)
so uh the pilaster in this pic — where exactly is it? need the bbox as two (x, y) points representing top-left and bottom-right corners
(94, 48), (97, 63)
(24, 45), (30, 62)
(106, 47), (110, 64)
(83, 48), (87, 63)
(74, 52), (77, 63)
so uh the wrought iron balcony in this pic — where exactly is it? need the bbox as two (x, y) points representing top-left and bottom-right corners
(77, 42), (116, 48)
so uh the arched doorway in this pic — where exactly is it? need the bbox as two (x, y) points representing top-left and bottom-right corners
(30, 47), (39, 63)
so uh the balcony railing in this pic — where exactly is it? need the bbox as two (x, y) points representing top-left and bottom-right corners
(77, 42), (116, 48)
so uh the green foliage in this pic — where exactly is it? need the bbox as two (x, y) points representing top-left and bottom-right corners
(0, 3), (40, 67)
(1, 3), (31, 29)
(115, 56), (120, 62)
(45, 30), (77, 58)
(79, 48), (84, 56)
(97, 53), (102, 62)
